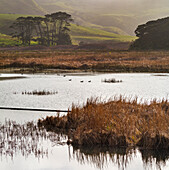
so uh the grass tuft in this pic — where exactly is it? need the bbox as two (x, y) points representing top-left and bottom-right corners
(38, 97), (169, 149)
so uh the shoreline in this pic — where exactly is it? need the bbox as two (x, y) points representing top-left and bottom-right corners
(0, 66), (169, 74)
(0, 50), (169, 73)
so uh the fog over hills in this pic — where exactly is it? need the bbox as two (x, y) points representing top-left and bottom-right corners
(0, 0), (45, 15)
(35, 0), (169, 35)
(1, 0), (169, 35)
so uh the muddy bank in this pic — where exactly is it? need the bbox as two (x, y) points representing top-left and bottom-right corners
(0, 64), (169, 74)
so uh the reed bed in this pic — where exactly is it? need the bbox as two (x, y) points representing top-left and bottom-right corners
(102, 78), (122, 83)
(38, 97), (169, 149)
(19, 90), (58, 95)
(0, 50), (169, 73)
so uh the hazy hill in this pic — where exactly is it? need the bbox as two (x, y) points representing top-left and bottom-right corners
(0, 0), (45, 15)
(35, 0), (169, 35)
(0, 14), (136, 46)
(1, 0), (169, 36)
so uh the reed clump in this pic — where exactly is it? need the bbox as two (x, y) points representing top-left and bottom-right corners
(21, 90), (58, 95)
(38, 97), (169, 149)
(102, 78), (122, 83)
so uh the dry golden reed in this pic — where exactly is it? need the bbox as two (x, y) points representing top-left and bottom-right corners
(38, 97), (169, 149)
(0, 50), (169, 72)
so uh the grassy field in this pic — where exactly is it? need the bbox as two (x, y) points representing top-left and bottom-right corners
(38, 97), (169, 149)
(70, 24), (136, 44)
(0, 50), (169, 73)
(0, 33), (20, 47)
(0, 14), (136, 45)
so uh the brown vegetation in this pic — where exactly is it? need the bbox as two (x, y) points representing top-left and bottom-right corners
(102, 78), (122, 83)
(19, 90), (58, 95)
(38, 97), (169, 149)
(0, 50), (169, 73)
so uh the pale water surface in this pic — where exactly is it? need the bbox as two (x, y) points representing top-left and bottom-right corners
(0, 73), (169, 170)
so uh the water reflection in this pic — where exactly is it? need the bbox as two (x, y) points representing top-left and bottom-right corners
(0, 120), (67, 160)
(140, 149), (169, 170)
(70, 146), (135, 170)
(0, 120), (168, 170)
(70, 146), (169, 170)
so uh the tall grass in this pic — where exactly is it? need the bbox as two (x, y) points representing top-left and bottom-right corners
(0, 51), (169, 73)
(38, 97), (169, 149)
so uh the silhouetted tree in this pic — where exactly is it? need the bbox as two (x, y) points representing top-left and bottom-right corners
(130, 17), (169, 50)
(10, 11), (73, 46)
(10, 17), (35, 45)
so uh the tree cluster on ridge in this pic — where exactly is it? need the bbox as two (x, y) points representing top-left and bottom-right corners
(10, 12), (73, 46)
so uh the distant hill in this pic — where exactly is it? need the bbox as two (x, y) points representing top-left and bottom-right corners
(0, 14), (136, 45)
(0, 14), (38, 35)
(1, 0), (169, 37)
(35, 0), (169, 35)
(0, 0), (45, 15)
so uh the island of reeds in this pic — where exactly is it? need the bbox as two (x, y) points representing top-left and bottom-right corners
(38, 97), (169, 149)
(102, 78), (122, 83)
(18, 90), (58, 95)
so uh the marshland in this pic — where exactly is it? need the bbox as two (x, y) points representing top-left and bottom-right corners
(38, 97), (169, 149)
(0, 72), (169, 170)
(0, 50), (169, 73)
(1, 0), (169, 169)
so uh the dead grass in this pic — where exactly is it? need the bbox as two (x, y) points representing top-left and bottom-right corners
(19, 90), (58, 95)
(0, 50), (169, 72)
(38, 97), (169, 149)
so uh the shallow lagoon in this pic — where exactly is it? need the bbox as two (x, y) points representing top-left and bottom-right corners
(0, 73), (169, 170)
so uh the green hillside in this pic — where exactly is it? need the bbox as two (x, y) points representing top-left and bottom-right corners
(0, 0), (45, 15)
(0, 33), (20, 47)
(70, 24), (136, 44)
(1, 0), (169, 35)
(0, 14), (136, 46)
(35, 0), (169, 35)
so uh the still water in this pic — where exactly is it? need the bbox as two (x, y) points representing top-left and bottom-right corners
(0, 73), (169, 170)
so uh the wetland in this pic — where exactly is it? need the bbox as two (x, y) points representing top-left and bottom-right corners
(0, 72), (169, 170)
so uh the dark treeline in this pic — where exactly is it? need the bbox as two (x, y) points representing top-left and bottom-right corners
(10, 12), (73, 46)
(130, 16), (169, 50)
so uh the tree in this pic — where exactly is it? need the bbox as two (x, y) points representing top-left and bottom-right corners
(10, 17), (35, 45)
(130, 17), (169, 50)
(10, 11), (73, 46)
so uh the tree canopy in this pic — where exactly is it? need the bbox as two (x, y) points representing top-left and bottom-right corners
(10, 12), (73, 46)
(130, 17), (169, 50)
